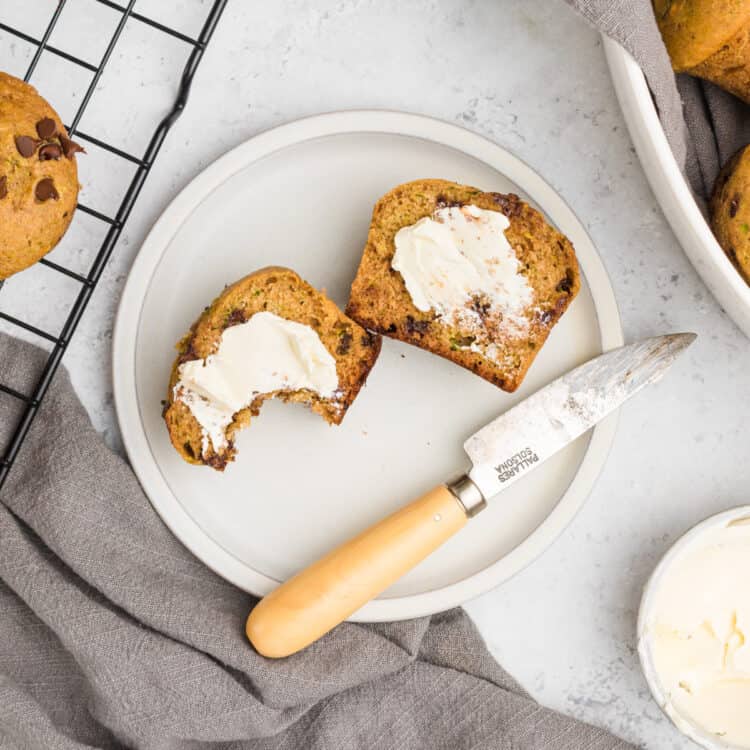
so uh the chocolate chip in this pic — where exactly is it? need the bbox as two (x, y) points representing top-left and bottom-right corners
(35, 178), (59, 202)
(59, 134), (85, 159)
(491, 192), (523, 218)
(224, 308), (245, 328)
(556, 269), (576, 294)
(405, 315), (431, 336)
(0, 176), (6, 200)
(336, 330), (353, 355)
(730, 193), (741, 218)
(15, 135), (37, 158)
(539, 309), (554, 326)
(38, 143), (62, 161)
(435, 195), (463, 209)
(205, 452), (228, 471)
(469, 294), (491, 320)
(35, 117), (57, 139)
(386, 323), (397, 334)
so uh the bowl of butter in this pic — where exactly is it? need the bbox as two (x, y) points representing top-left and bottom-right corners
(638, 507), (750, 750)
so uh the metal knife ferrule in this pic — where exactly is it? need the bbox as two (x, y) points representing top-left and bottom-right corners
(447, 475), (487, 518)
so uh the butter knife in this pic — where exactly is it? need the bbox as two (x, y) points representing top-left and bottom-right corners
(246, 333), (696, 657)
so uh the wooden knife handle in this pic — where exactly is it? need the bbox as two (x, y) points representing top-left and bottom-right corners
(246, 484), (468, 658)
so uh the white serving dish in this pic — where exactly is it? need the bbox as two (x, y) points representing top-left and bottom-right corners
(604, 38), (750, 338)
(113, 110), (622, 622)
(638, 506), (750, 750)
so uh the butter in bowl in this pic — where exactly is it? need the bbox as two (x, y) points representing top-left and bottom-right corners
(638, 507), (750, 749)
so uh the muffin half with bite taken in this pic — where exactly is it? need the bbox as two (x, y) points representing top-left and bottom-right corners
(164, 267), (382, 471)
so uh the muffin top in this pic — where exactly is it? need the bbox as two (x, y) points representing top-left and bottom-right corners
(0, 71), (82, 280)
(654, 0), (750, 70)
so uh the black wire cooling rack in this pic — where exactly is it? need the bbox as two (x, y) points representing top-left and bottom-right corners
(0, 0), (228, 491)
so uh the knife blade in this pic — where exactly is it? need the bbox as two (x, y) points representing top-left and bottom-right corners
(246, 333), (696, 658)
(462, 333), (696, 506)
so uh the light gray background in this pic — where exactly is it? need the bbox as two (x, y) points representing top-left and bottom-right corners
(1, 1), (746, 748)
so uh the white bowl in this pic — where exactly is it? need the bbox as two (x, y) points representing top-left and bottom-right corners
(604, 39), (750, 340)
(638, 506), (750, 750)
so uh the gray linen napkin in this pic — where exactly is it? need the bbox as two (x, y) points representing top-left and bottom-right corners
(0, 331), (634, 748)
(566, 0), (750, 203)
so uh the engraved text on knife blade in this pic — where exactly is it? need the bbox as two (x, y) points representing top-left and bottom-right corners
(463, 334), (695, 499)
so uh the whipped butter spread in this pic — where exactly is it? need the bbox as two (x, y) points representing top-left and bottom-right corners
(644, 518), (750, 747)
(392, 204), (534, 362)
(174, 311), (339, 455)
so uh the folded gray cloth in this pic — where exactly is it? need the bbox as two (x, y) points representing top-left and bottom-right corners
(566, 0), (750, 203)
(0, 332), (634, 748)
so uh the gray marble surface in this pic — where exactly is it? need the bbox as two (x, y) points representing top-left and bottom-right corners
(1, 1), (748, 747)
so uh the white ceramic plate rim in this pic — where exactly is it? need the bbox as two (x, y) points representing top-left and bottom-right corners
(604, 37), (750, 339)
(637, 505), (750, 750)
(113, 109), (623, 622)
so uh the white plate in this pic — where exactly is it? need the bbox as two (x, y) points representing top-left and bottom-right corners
(113, 110), (622, 622)
(604, 38), (750, 339)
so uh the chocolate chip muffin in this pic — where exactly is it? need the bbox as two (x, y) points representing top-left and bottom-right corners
(164, 267), (381, 471)
(654, 0), (750, 103)
(0, 71), (83, 280)
(346, 179), (580, 393)
(710, 145), (750, 283)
